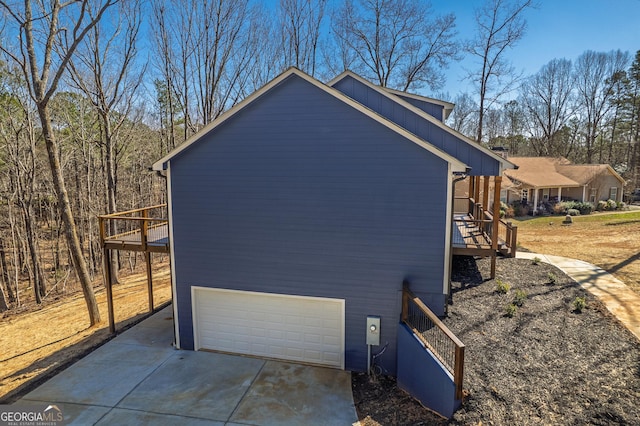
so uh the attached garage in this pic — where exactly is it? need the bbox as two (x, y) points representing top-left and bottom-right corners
(191, 287), (345, 368)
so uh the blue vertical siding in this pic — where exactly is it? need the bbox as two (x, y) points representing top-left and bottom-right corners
(391, 93), (445, 122)
(331, 75), (501, 176)
(397, 324), (460, 417)
(169, 74), (450, 374)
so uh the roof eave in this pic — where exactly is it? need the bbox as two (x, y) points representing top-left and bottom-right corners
(329, 71), (516, 172)
(153, 67), (468, 173)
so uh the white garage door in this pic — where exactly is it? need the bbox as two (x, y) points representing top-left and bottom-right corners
(192, 287), (345, 368)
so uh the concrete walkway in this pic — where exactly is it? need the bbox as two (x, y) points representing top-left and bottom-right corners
(516, 252), (640, 341)
(18, 305), (358, 425)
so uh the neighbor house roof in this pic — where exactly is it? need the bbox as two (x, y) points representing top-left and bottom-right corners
(152, 67), (468, 173)
(558, 164), (625, 185)
(504, 157), (625, 188)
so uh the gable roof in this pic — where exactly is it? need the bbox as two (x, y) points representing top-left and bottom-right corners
(152, 68), (468, 173)
(504, 157), (625, 188)
(557, 164), (625, 185)
(327, 71), (516, 175)
(382, 86), (455, 120)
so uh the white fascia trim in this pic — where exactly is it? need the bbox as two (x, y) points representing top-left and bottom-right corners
(152, 68), (302, 171)
(166, 162), (180, 349)
(190, 286), (199, 351)
(606, 165), (626, 184)
(443, 166), (453, 294)
(153, 67), (467, 173)
(382, 86), (455, 119)
(328, 71), (516, 173)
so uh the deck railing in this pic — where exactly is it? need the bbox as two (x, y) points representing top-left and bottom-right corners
(98, 204), (168, 250)
(498, 218), (518, 257)
(453, 197), (517, 257)
(401, 283), (465, 400)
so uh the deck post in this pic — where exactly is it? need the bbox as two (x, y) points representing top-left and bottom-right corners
(468, 177), (474, 215)
(103, 248), (116, 334)
(473, 177), (481, 213)
(490, 176), (502, 278)
(145, 251), (154, 312)
(482, 176), (490, 213)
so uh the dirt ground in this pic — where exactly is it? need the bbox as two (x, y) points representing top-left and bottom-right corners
(513, 210), (640, 293)
(352, 256), (640, 425)
(0, 261), (172, 402)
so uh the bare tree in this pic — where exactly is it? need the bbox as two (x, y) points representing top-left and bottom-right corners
(465, 0), (533, 144)
(330, 0), (459, 91)
(152, 0), (256, 131)
(447, 92), (478, 138)
(574, 50), (630, 163)
(151, 2), (181, 152)
(1, 88), (46, 302)
(278, 0), (327, 76)
(68, 0), (145, 284)
(627, 51), (640, 189)
(520, 58), (575, 156)
(0, 0), (118, 326)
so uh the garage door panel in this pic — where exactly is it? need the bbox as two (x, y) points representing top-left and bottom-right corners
(192, 287), (344, 368)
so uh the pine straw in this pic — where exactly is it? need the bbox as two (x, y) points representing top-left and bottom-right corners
(353, 256), (640, 425)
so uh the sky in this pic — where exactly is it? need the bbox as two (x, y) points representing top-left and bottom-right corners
(430, 0), (640, 98)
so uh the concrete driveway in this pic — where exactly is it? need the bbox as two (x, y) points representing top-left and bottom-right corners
(19, 305), (358, 425)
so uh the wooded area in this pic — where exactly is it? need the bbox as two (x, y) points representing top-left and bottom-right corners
(0, 0), (638, 322)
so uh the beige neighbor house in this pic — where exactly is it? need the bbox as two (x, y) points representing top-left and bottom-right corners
(502, 157), (625, 210)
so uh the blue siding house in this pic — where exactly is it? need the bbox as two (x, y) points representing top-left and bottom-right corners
(152, 68), (512, 379)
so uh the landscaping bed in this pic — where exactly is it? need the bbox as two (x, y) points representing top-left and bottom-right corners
(353, 256), (640, 425)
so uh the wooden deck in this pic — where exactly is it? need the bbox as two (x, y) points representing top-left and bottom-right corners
(98, 205), (169, 333)
(452, 214), (493, 256)
(102, 223), (169, 253)
(452, 213), (517, 257)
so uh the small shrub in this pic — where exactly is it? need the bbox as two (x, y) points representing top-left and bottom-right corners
(553, 202), (568, 215)
(617, 201), (627, 210)
(567, 208), (580, 216)
(495, 279), (511, 294)
(576, 202), (593, 215)
(548, 273), (557, 285)
(504, 303), (517, 317)
(596, 200), (608, 211)
(531, 256), (541, 265)
(606, 199), (617, 210)
(573, 296), (587, 313)
(513, 289), (527, 306)
(511, 202), (529, 217)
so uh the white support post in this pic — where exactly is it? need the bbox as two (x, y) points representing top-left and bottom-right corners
(533, 188), (539, 215)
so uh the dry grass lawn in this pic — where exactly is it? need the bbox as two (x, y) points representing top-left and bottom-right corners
(513, 209), (640, 293)
(0, 261), (171, 402)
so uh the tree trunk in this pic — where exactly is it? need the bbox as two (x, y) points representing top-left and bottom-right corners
(103, 115), (120, 284)
(38, 104), (100, 326)
(0, 237), (14, 304)
(21, 203), (46, 301)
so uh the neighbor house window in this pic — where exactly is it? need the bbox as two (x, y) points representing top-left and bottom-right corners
(589, 188), (597, 203)
(542, 188), (549, 201)
(610, 187), (618, 201)
(521, 189), (528, 203)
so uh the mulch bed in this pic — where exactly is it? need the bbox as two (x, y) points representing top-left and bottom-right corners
(352, 256), (640, 425)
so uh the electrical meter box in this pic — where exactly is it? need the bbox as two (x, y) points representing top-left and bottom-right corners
(366, 316), (381, 346)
